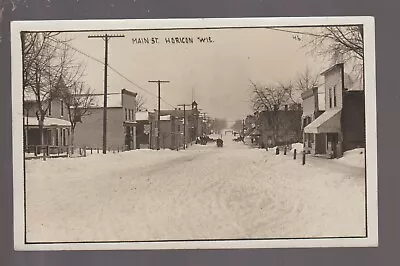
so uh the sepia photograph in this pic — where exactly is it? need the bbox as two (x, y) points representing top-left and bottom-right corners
(11, 17), (377, 250)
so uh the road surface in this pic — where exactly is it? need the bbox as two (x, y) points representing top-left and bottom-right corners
(25, 134), (366, 243)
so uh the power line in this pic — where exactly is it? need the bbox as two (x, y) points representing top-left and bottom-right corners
(88, 33), (125, 154)
(267, 27), (324, 38)
(148, 80), (170, 151)
(48, 37), (176, 109)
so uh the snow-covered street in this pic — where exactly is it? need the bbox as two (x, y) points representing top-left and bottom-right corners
(25, 134), (366, 243)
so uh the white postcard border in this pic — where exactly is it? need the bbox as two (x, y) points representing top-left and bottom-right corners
(11, 16), (377, 251)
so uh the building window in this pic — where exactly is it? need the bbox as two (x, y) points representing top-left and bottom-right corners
(60, 99), (64, 117)
(329, 89), (332, 108)
(48, 100), (52, 116)
(333, 86), (337, 107)
(125, 108), (128, 121)
(62, 129), (66, 146)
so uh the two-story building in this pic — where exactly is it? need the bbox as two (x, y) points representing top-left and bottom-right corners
(24, 91), (71, 152)
(159, 101), (201, 144)
(301, 87), (325, 154)
(303, 63), (365, 158)
(73, 88), (138, 150)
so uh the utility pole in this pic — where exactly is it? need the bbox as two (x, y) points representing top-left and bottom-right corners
(88, 33), (125, 154)
(177, 104), (191, 149)
(148, 80), (170, 150)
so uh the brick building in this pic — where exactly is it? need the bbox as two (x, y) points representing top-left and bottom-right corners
(159, 101), (201, 144)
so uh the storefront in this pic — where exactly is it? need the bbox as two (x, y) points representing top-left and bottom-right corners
(303, 108), (342, 158)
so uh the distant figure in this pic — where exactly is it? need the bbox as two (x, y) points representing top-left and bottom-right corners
(217, 138), (223, 147)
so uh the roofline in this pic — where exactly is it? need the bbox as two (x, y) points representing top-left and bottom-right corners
(320, 63), (344, 76)
(301, 87), (319, 100)
(122, 88), (137, 97)
(85, 106), (123, 109)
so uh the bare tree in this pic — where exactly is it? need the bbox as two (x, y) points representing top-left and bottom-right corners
(250, 80), (291, 143)
(291, 26), (364, 77)
(22, 32), (83, 148)
(23, 32), (67, 147)
(62, 81), (95, 146)
(283, 66), (321, 106)
(295, 66), (320, 92)
(136, 93), (147, 111)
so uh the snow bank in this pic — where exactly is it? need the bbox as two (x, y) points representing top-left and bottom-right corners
(290, 142), (304, 153)
(25, 136), (366, 242)
(337, 148), (365, 168)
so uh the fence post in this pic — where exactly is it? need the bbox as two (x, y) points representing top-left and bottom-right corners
(34, 146), (37, 157)
(275, 147), (279, 155)
(284, 146), (287, 155)
(302, 150), (306, 165)
(91, 148), (93, 154)
(84, 147), (87, 157)
(294, 149), (297, 160)
(79, 148), (82, 156)
(97, 147), (99, 154)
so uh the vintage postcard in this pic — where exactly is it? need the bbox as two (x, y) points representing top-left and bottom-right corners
(12, 17), (377, 250)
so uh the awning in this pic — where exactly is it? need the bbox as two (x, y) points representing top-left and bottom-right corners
(304, 108), (341, 134)
(24, 117), (71, 127)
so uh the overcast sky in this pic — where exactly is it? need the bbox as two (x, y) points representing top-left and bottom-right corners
(65, 27), (332, 122)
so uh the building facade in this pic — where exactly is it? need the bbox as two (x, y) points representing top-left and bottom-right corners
(304, 63), (365, 158)
(256, 105), (302, 148)
(159, 101), (201, 145)
(301, 87), (325, 154)
(73, 89), (137, 150)
(24, 93), (71, 152)
(148, 114), (184, 150)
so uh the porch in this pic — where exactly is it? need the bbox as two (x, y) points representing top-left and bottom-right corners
(24, 117), (72, 154)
